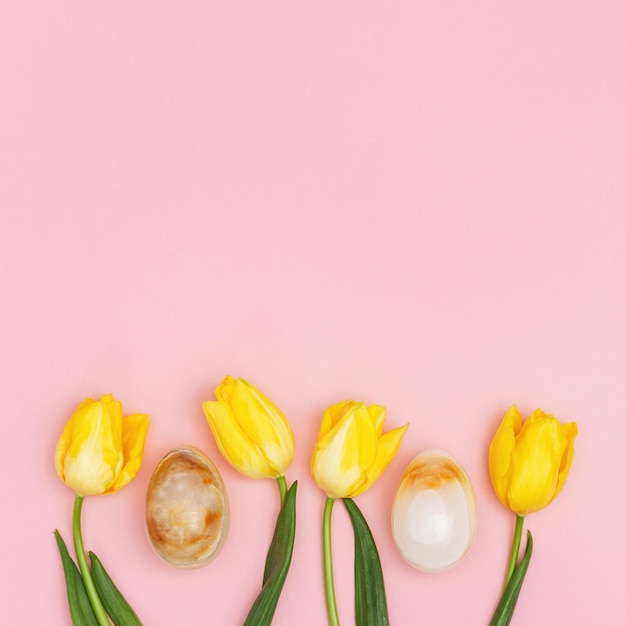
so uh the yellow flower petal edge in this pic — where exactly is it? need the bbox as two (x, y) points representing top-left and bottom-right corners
(488, 405), (522, 507)
(112, 413), (151, 492)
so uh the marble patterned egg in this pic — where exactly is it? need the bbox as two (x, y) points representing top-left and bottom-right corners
(145, 446), (229, 569)
(392, 448), (476, 572)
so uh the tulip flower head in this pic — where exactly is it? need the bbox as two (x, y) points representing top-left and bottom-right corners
(202, 376), (295, 479)
(54, 394), (149, 626)
(311, 399), (408, 626)
(55, 394), (150, 497)
(489, 404), (578, 517)
(311, 400), (408, 499)
(488, 404), (579, 625)
(203, 376), (298, 624)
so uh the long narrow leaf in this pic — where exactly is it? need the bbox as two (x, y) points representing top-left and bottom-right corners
(343, 498), (389, 626)
(54, 529), (100, 626)
(490, 531), (534, 626)
(244, 481), (298, 626)
(89, 551), (143, 626)
(262, 480), (297, 586)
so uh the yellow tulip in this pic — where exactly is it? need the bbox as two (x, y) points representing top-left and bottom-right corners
(489, 404), (578, 516)
(310, 400), (408, 499)
(202, 376), (295, 479)
(55, 394), (150, 497)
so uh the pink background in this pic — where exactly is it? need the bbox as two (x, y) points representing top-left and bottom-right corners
(2, 2), (625, 624)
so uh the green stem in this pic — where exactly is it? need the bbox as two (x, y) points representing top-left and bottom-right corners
(276, 475), (288, 508)
(73, 495), (111, 626)
(504, 515), (525, 587)
(323, 497), (340, 626)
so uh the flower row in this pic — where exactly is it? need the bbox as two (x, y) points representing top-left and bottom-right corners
(54, 376), (578, 626)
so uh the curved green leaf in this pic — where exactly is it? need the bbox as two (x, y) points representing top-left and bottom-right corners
(343, 498), (389, 626)
(244, 480), (298, 626)
(89, 551), (143, 626)
(54, 529), (99, 626)
(490, 531), (533, 626)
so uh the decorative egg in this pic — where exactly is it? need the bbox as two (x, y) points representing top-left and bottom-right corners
(392, 448), (476, 572)
(145, 446), (229, 569)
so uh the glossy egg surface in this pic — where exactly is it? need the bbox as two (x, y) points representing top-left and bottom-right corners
(392, 448), (476, 572)
(146, 445), (229, 569)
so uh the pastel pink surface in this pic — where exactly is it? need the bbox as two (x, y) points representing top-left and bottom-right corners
(1, 2), (625, 624)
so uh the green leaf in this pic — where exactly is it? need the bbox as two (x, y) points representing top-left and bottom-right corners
(244, 480), (298, 626)
(343, 498), (390, 626)
(490, 531), (534, 626)
(54, 529), (100, 626)
(89, 551), (143, 626)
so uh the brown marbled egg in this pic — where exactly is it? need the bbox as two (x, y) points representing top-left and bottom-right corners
(145, 446), (229, 569)
(392, 449), (476, 572)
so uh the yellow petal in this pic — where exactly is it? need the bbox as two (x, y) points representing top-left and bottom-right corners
(230, 379), (294, 474)
(507, 413), (566, 515)
(553, 421), (578, 500)
(311, 402), (379, 498)
(341, 403), (378, 473)
(488, 405), (522, 508)
(215, 375), (237, 405)
(317, 400), (356, 439)
(368, 404), (386, 436)
(202, 399), (274, 479)
(352, 423), (408, 497)
(57, 395), (124, 496)
(111, 413), (150, 492)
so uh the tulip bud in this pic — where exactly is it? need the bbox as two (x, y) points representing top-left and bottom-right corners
(202, 376), (295, 479)
(54, 394), (150, 496)
(489, 404), (577, 516)
(310, 400), (408, 499)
